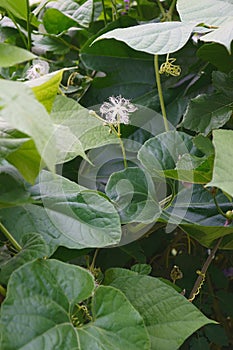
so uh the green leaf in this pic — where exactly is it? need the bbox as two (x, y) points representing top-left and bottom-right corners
(197, 43), (233, 73)
(0, 171), (122, 252)
(180, 224), (233, 250)
(43, 8), (76, 35)
(0, 260), (149, 350)
(0, 43), (36, 67)
(105, 268), (215, 350)
(207, 129), (233, 197)
(70, 0), (93, 28)
(131, 263), (152, 275)
(0, 165), (31, 208)
(0, 233), (49, 285)
(0, 127), (29, 159)
(105, 167), (161, 223)
(212, 70), (233, 98)
(94, 21), (195, 55)
(25, 70), (64, 113)
(51, 95), (119, 152)
(162, 185), (233, 249)
(6, 140), (42, 184)
(46, 0), (93, 28)
(138, 131), (196, 178)
(0, 259), (94, 349)
(0, 0), (27, 21)
(0, 80), (56, 175)
(181, 93), (233, 136)
(193, 135), (214, 157)
(201, 21), (233, 53)
(164, 154), (213, 184)
(77, 286), (150, 350)
(177, 0), (233, 26)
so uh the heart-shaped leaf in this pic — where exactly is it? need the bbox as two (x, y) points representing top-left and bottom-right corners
(0, 260), (150, 350)
(0, 171), (122, 252)
(104, 268), (215, 350)
(138, 131), (196, 180)
(0, 233), (49, 285)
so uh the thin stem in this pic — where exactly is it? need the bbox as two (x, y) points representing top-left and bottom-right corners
(156, 0), (166, 19)
(0, 222), (22, 252)
(26, 0), (32, 51)
(101, 0), (107, 25)
(110, 124), (128, 168)
(188, 237), (222, 302)
(159, 194), (172, 208)
(154, 55), (169, 132)
(7, 11), (28, 49)
(89, 111), (128, 168)
(35, 32), (80, 52)
(0, 284), (6, 297)
(90, 248), (100, 271)
(167, 0), (177, 21)
(119, 136), (128, 168)
(212, 190), (227, 218)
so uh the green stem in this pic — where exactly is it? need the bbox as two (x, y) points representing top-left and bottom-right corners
(110, 124), (128, 168)
(212, 190), (227, 218)
(156, 0), (166, 19)
(119, 136), (128, 169)
(167, 0), (177, 21)
(89, 111), (128, 168)
(26, 0), (32, 51)
(7, 11), (28, 49)
(90, 248), (99, 271)
(0, 222), (22, 252)
(101, 0), (107, 25)
(35, 32), (80, 52)
(154, 55), (169, 132)
(0, 284), (6, 297)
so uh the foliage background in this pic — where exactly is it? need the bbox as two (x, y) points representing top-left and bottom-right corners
(0, 0), (233, 349)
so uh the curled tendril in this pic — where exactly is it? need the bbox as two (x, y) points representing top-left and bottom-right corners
(159, 55), (181, 77)
(188, 270), (206, 302)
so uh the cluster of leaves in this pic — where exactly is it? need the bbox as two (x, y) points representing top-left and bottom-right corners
(0, 0), (233, 349)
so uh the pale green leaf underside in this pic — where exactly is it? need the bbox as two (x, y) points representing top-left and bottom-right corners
(207, 129), (233, 197)
(200, 21), (233, 53)
(94, 22), (195, 55)
(177, 0), (233, 26)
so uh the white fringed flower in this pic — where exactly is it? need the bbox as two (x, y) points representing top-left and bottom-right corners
(26, 59), (49, 80)
(100, 95), (137, 125)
